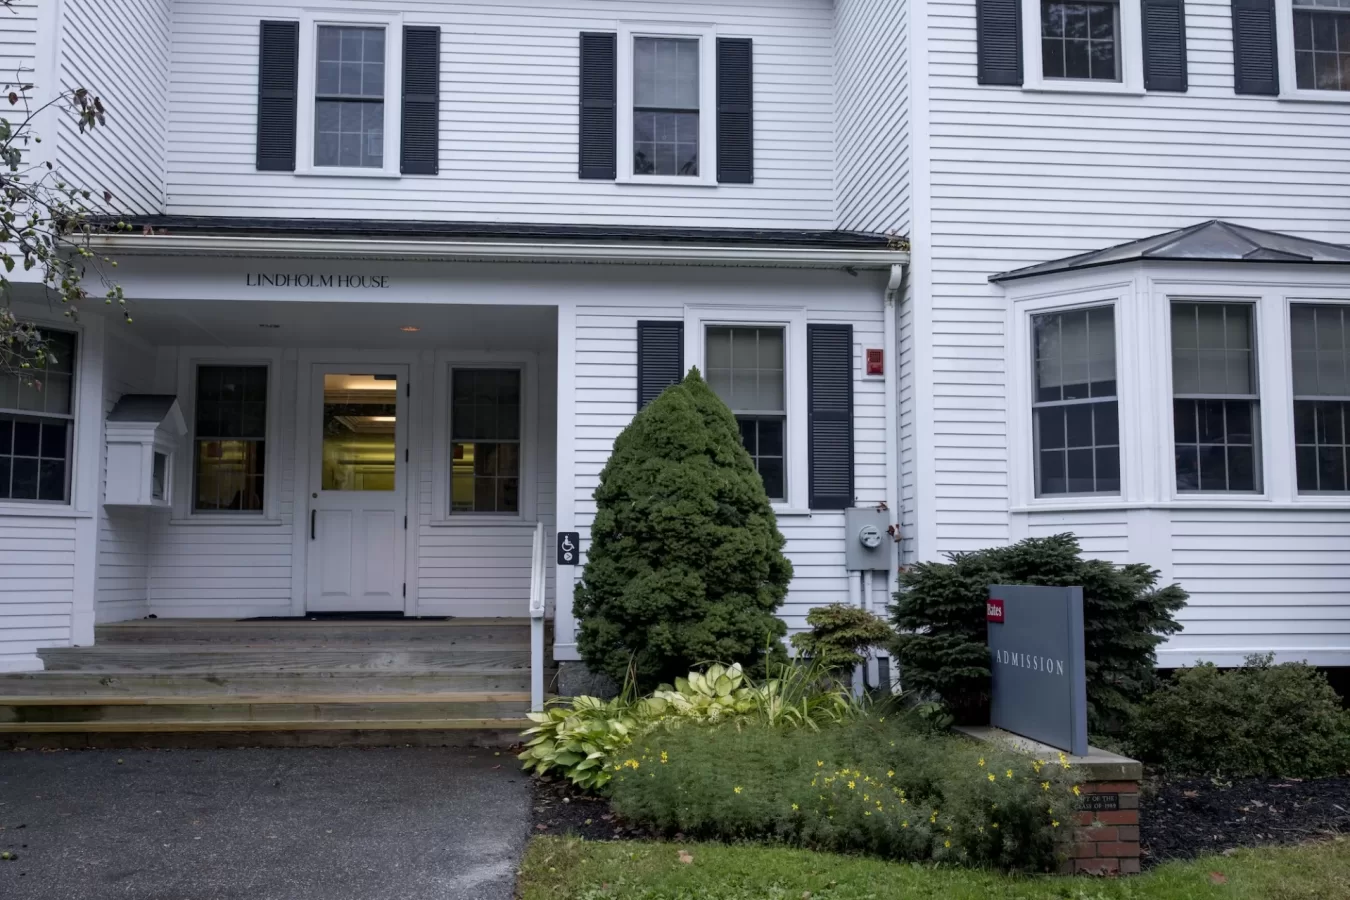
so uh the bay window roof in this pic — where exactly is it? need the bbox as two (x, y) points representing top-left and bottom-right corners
(991, 220), (1350, 283)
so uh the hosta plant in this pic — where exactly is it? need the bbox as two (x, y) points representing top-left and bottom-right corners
(651, 663), (760, 723)
(518, 693), (669, 791)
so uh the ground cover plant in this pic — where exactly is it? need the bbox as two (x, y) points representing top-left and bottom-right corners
(518, 835), (1350, 900)
(1131, 654), (1350, 779)
(892, 533), (1187, 730)
(574, 369), (792, 691)
(604, 716), (1079, 871)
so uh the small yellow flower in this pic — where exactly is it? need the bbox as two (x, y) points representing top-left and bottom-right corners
(1041, 781), (1050, 791)
(902, 821), (909, 828)
(660, 751), (668, 764)
(863, 794), (869, 801)
(978, 757), (986, 767)
(887, 770), (895, 778)
(864, 811), (871, 817)
(991, 822), (999, 829)
(733, 786), (743, 794)
(987, 774), (995, 782)
(1052, 819), (1060, 828)
(848, 780), (856, 790)
(817, 760), (824, 768)
(791, 803), (799, 811)
(1072, 785), (1081, 796)
(944, 840), (951, 848)
(1005, 769), (1013, 779)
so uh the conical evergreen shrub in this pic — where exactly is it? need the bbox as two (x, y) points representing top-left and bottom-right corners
(575, 368), (793, 690)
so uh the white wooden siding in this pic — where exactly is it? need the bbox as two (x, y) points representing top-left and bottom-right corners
(1162, 509), (1350, 667)
(1019, 510), (1131, 565)
(834, 0), (910, 235)
(0, 518), (75, 671)
(164, 0), (837, 228)
(94, 328), (158, 623)
(921, 0), (1350, 556)
(0, 1), (38, 87)
(897, 284), (917, 563)
(565, 269), (888, 637)
(57, 0), (170, 215)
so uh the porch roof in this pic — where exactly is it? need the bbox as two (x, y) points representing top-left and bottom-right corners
(92, 216), (910, 270)
(989, 220), (1350, 283)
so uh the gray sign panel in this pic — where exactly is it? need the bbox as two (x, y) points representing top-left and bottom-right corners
(986, 584), (1088, 757)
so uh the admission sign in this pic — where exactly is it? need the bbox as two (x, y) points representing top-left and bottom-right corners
(986, 584), (1089, 756)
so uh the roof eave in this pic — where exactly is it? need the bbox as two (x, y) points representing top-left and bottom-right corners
(991, 256), (1350, 284)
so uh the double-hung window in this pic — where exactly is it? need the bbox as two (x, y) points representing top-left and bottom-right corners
(1171, 302), (1261, 493)
(618, 25), (715, 184)
(706, 326), (786, 501)
(1040, 0), (1121, 81)
(450, 369), (522, 514)
(1292, 304), (1350, 492)
(314, 25), (387, 169)
(1031, 307), (1120, 495)
(0, 328), (76, 503)
(193, 365), (268, 512)
(1293, 0), (1350, 92)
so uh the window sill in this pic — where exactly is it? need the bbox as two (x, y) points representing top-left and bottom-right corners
(0, 502), (91, 519)
(427, 517), (537, 528)
(294, 167), (402, 179)
(1011, 499), (1350, 513)
(1277, 89), (1350, 105)
(1022, 81), (1145, 97)
(771, 507), (814, 518)
(168, 516), (286, 527)
(617, 174), (719, 188)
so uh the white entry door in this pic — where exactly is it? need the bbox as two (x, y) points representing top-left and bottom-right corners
(305, 366), (408, 612)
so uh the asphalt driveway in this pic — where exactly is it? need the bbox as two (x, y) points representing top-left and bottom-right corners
(0, 747), (532, 900)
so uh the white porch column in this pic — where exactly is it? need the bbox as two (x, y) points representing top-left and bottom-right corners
(552, 298), (580, 660)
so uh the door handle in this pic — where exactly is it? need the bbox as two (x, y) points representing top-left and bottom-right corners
(311, 509), (316, 541)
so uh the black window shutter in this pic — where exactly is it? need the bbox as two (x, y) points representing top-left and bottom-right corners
(579, 32), (617, 180)
(256, 20), (299, 171)
(1143, 0), (1188, 91)
(807, 324), (854, 510)
(401, 26), (440, 175)
(976, 0), (1022, 86)
(637, 321), (684, 410)
(1232, 0), (1279, 95)
(716, 38), (753, 184)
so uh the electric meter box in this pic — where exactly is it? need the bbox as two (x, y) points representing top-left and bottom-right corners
(104, 395), (187, 508)
(845, 507), (891, 572)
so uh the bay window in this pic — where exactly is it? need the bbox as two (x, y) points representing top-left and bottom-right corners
(1292, 304), (1350, 492)
(1031, 306), (1120, 496)
(1170, 302), (1260, 493)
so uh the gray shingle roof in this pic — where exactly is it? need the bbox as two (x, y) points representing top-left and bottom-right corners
(990, 220), (1350, 283)
(107, 394), (180, 424)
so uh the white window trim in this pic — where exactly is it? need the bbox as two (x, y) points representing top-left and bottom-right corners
(0, 310), (98, 518)
(430, 351), (539, 526)
(173, 348), (285, 523)
(1019, 0), (1144, 94)
(295, 10), (405, 179)
(1282, 295), (1350, 500)
(617, 21), (719, 187)
(1008, 284), (1136, 509)
(1275, 0), (1350, 104)
(684, 305), (809, 513)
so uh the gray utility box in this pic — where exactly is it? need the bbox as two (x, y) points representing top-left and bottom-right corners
(844, 507), (891, 571)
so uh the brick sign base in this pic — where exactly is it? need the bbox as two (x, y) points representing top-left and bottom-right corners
(1062, 780), (1142, 875)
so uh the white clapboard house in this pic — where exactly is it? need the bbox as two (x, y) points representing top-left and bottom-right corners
(0, 0), (1347, 738)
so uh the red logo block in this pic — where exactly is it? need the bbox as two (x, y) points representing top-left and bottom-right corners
(986, 598), (1005, 623)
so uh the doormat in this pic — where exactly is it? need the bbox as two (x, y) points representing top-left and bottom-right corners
(239, 613), (450, 622)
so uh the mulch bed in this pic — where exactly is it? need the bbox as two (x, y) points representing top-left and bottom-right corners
(1140, 774), (1350, 865)
(530, 775), (657, 843)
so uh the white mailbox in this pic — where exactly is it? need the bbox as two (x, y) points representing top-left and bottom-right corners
(104, 395), (187, 508)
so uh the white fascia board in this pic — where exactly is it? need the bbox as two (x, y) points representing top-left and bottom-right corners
(87, 234), (910, 270)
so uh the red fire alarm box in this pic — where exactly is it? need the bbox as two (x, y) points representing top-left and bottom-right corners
(866, 348), (884, 375)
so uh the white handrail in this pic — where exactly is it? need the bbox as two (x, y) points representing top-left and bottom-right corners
(528, 522), (547, 711)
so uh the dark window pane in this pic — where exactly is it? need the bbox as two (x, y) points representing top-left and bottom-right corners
(194, 439), (265, 512)
(13, 420), (40, 457)
(1198, 400), (1227, 444)
(11, 457), (38, 499)
(757, 457), (785, 500)
(1198, 446), (1228, 491)
(1066, 448), (1094, 493)
(1295, 400), (1318, 444)
(1175, 446), (1199, 491)
(1040, 449), (1066, 495)
(1227, 446), (1256, 492)
(0, 419), (9, 454)
(1315, 402), (1344, 445)
(41, 421), (67, 459)
(1065, 404), (1093, 448)
(738, 417), (757, 454)
(1095, 447), (1120, 493)
(0, 457), (8, 499)
(474, 476), (496, 512)
(1226, 401), (1253, 444)
(1296, 445), (1320, 490)
(498, 477), (520, 513)
(1093, 401), (1119, 446)
(759, 419), (784, 457)
(38, 459), (65, 501)
(1317, 446), (1347, 492)
(1174, 400), (1197, 444)
(1063, 34), (1090, 78)
(1038, 407), (1065, 450)
(1042, 38), (1066, 78)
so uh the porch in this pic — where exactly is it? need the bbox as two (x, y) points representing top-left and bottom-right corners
(0, 616), (550, 745)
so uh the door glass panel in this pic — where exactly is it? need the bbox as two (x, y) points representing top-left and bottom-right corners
(321, 373), (397, 491)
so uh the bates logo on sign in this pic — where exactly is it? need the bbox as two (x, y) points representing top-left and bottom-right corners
(986, 598), (1005, 623)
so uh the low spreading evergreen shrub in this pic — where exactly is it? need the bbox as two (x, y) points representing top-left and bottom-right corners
(789, 604), (894, 675)
(891, 533), (1187, 731)
(607, 717), (1079, 871)
(1131, 654), (1350, 778)
(574, 369), (792, 691)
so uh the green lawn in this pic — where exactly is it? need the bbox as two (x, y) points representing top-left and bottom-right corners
(518, 836), (1350, 900)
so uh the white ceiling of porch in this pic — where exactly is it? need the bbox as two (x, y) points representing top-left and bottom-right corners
(120, 300), (558, 351)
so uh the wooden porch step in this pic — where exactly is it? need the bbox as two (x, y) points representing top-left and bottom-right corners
(0, 718), (526, 734)
(38, 646), (532, 673)
(94, 618), (531, 646)
(0, 694), (532, 725)
(0, 670), (539, 697)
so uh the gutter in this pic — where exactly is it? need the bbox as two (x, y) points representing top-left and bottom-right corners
(88, 233), (910, 270)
